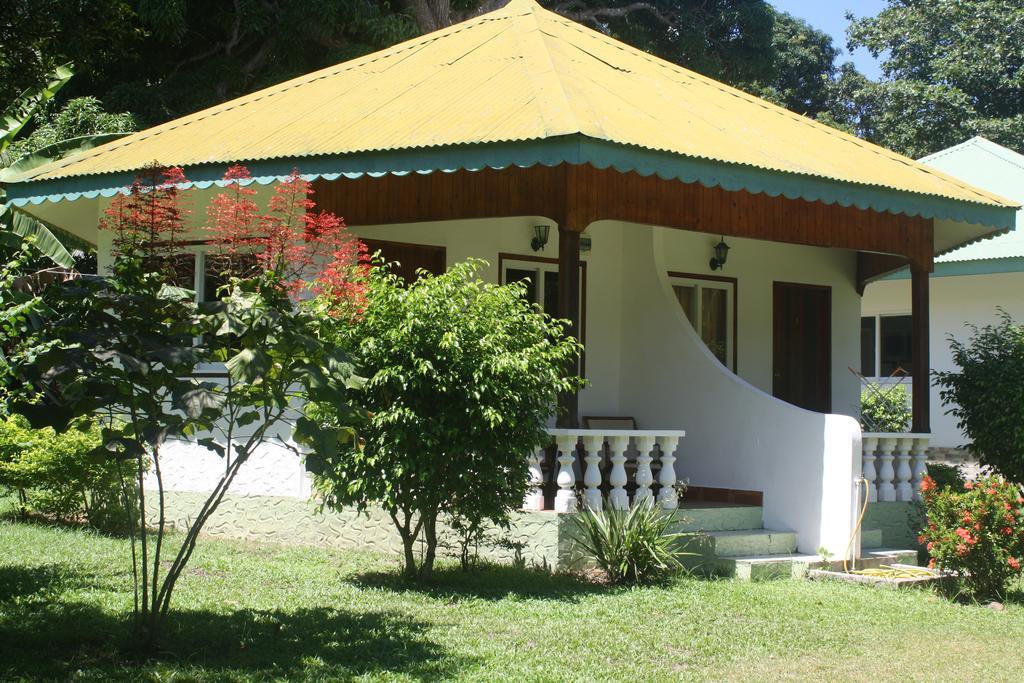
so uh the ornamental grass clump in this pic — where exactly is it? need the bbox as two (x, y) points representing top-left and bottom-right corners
(919, 474), (1024, 601)
(570, 498), (691, 585)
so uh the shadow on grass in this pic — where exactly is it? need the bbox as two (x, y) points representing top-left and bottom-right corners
(351, 561), (674, 602)
(0, 601), (468, 681)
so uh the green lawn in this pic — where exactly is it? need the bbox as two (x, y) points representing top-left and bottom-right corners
(2, 499), (1023, 681)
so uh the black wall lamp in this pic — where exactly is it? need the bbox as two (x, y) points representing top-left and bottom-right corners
(709, 236), (730, 271)
(531, 224), (551, 252)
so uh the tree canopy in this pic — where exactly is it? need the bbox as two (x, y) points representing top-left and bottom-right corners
(2, 1), (844, 127)
(3, 0), (1022, 163)
(843, 0), (1024, 158)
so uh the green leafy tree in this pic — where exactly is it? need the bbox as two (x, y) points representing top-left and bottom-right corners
(934, 312), (1024, 487)
(0, 415), (131, 530)
(860, 382), (911, 433)
(8, 164), (364, 649)
(5, 97), (135, 162)
(2, 1), (849, 127)
(843, 0), (1024, 157)
(305, 260), (582, 579)
(1, 66), (132, 270)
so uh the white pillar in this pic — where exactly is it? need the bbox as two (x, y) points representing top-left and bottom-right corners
(911, 437), (930, 501)
(894, 437), (914, 501)
(633, 436), (656, 507)
(553, 433), (579, 513)
(607, 435), (630, 511)
(581, 434), (605, 511)
(655, 435), (680, 510)
(523, 446), (546, 511)
(862, 436), (879, 503)
(877, 437), (897, 502)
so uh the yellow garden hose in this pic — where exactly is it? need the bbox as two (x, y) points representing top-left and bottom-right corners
(843, 478), (870, 573)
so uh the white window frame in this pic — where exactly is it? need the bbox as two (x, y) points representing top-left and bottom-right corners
(668, 274), (735, 372)
(501, 258), (561, 313)
(862, 312), (913, 380)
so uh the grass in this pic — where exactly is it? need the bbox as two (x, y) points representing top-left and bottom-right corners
(2, 494), (1024, 681)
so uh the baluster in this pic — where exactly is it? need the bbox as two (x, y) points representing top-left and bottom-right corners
(553, 433), (580, 513)
(877, 437), (897, 502)
(862, 436), (879, 502)
(523, 446), (546, 511)
(911, 437), (930, 501)
(607, 435), (630, 511)
(581, 434), (605, 511)
(632, 435), (656, 507)
(655, 435), (680, 509)
(894, 438), (914, 501)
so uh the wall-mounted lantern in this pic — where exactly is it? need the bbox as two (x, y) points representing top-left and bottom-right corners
(709, 236), (730, 271)
(531, 224), (551, 252)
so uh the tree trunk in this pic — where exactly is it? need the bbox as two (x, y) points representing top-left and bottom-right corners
(402, 0), (453, 33)
(420, 512), (438, 580)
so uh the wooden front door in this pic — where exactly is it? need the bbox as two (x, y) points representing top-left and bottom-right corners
(362, 239), (445, 284)
(773, 282), (831, 413)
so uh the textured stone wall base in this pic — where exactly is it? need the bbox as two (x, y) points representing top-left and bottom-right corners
(154, 491), (578, 570)
(864, 501), (922, 549)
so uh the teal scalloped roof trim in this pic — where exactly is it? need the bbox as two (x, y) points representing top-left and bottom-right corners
(5, 136), (1015, 230)
(881, 256), (1024, 280)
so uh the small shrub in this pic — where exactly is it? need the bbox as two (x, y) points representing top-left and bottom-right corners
(860, 382), (911, 432)
(570, 498), (691, 584)
(934, 311), (1024, 486)
(926, 463), (966, 491)
(0, 416), (132, 530)
(919, 474), (1024, 601)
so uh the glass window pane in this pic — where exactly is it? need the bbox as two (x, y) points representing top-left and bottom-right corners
(543, 270), (559, 318)
(860, 317), (877, 376)
(673, 285), (697, 326)
(879, 315), (913, 376)
(701, 287), (728, 366)
(505, 268), (538, 306)
(203, 253), (257, 302)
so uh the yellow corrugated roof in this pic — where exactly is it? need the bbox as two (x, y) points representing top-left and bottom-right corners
(16, 0), (1016, 209)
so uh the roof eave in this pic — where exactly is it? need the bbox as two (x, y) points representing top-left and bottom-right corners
(6, 136), (1017, 234)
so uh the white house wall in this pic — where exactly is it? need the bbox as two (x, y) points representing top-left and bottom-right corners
(862, 272), (1024, 449)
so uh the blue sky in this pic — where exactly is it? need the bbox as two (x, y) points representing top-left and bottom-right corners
(770, 0), (888, 79)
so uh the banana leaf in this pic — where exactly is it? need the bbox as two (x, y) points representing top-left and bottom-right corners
(1, 63), (73, 152)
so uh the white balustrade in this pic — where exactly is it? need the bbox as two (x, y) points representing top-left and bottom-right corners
(862, 435), (879, 502)
(894, 439), (914, 501)
(581, 434), (605, 511)
(539, 429), (685, 513)
(876, 437), (897, 502)
(633, 436), (657, 506)
(522, 447), (546, 511)
(862, 433), (930, 503)
(656, 435), (681, 509)
(911, 437), (930, 501)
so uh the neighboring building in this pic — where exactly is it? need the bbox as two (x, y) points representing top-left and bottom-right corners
(862, 137), (1024, 454)
(6, 0), (1018, 568)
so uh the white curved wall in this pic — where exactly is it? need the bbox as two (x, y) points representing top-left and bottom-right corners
(617, 225), (862, 557)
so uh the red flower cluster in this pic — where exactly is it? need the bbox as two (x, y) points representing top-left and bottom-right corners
(919, 475), (1024, 600)
(100, 164), (192, 275)
(203, 165), (367, 304)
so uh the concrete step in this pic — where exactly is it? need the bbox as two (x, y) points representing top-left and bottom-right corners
(706, 528), (798, 558)
(672, 505), (764, 533)
(716, 553), (822, 581)
(861, 528), (884, 550)
(714, 548), (921, 581)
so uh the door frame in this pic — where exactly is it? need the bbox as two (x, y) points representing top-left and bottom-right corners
(772, 280), (832, 413)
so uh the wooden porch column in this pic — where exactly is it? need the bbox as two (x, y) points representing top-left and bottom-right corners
(556, 225), (581, 428)
(911, 263), (931, 433)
